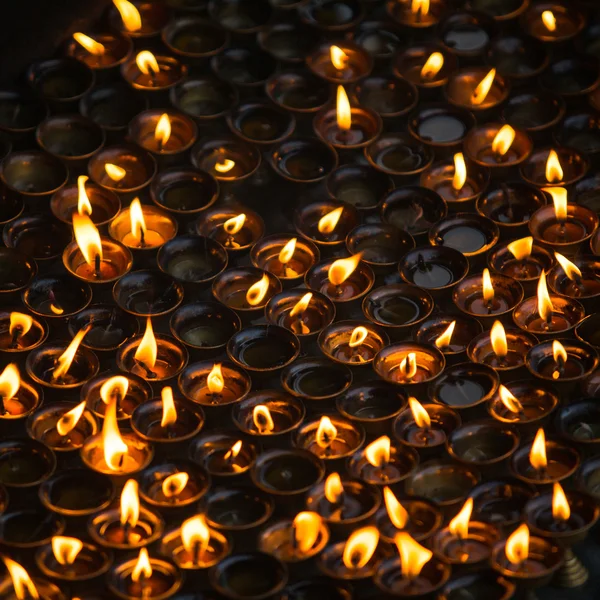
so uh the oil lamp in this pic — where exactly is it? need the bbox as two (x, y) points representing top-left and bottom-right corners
(251, 235), (319, 283)
(266, 70), (330, 115)
(194, 207), (264, 252)
(162, 16), (229, 65)
(0, 556), (65, 600)
(110, 0), (169, 40)
(438, 10), (498, 58)
(393, 45), (457, 94)
(521, 2), (585, 42)
(67, 31), (133, 74)
(306, 42), (373, 84)
(0, 438), (56, 489)
(0, 363), (41, 426)
(522, 148), (588, 188)
(227, 101), (296, 148)
(122, 50), (187, 95)
(190, 432), (257, 480)
(438, 572), (515, 600)
(486, 32), (549, 82)
(388, 0), (446, 28)
(353, 75), (418, 122)
(0, 310), (45, 356)
(365, 133), (433, 181)
(445, 67), (510, 115)
(547, 253), (600, 313)
(318, 321), (388, 366)
(294, 201), (359, 251)
(0, 88), (48, 140)
(347, 223), (414, 272)
(212, 46), (276, 94)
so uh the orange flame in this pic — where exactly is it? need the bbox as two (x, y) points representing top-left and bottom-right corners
(435, 321), (456, 349)
(73, 32), (105, 56)
(330, 45), (348, 70)
(328, 253), (362, 286)
(181, 514), (210, 557)
(131, 548), (152, 582)
(421, 52), (443, 80)
(105, 163), (126, 181)
(552, 482), (570, 521)
(342, 526), (379, 569)
(365, 435), (390, 468)
(552, 340), (567, 380)
(279, 238), (297, 265)
(490, 320), (508, 358)
(52, 325), (90, 381)
(56, 401), (86, 436)
(507, 236), (533, 261)
(324, 473), (343, 503)
(483, 268), (494, 304)
(542, 10), (556, 32)
(9, 312), (33, 338)
(554, 252), (582, 281)
(224, 440), (242, 461)
(293, 512), (322, 554)
(135, 50), (160, 76)
(505, 524), (529, 565)
(399, 352), (418, 380)
(0, 364), (20, 400)
(542, 187), (568, 224)
(411, 0), (429, 15)
(537, 271), (553, 323)
(491, 125), (515, 157)
(73, 213), (102, 268)
(52, 536), (83, 565)
(545, 150), (564, 184)
(408, 397), (431, 428)
(113, 0), (142, 32)
(316, 416), (337, 449)
(100, 375), (129, 405)
(395, 532), (433, 579)
(384, 486), (409, 529)
(349, 326), (368, 348)
(448, 498), (473, 539)
(215, 159), (235, 173)
(3, 556), (39, 600)
(155, 114), (171, 148)
(318, 207), (344, 235)
(289, 292), (312, 318)
(336, 86), (351, 131)
(129, 198), (147, 245)
(471, 68), (496, 106)
(134, 317), (157, 371)
(253, 404), (275, 434)
(530, 428), (547, 471)
(77, 175), (93, 216)
(162, 472), (189, 498)
(102, 393), (129, 471)
(452, 152), (467, 190)
(120, 479), (139, 527)
(223, 214), (246, 235)
(160, 386), (177, 428)
(498, 385), (524, 413)
(246, 274), (270, 306)
(207, 363), (224, 395)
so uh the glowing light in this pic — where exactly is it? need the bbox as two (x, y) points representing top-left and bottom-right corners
(491, 125), (515, 156)
(384, 486), (409, 529)
(3, 556), (39, 600)
(223, 214), (246, 235)
(253, 404), (275, 434)
(420, 52), (443, 80)
(73, 32), (105, 56)
(105, 163), (126, 181)
(395, 532), (433, 580)
(102, 394), (128, 471)
(224, 440), (242, 462)
(129, 198), (148, 246)
(278, 238), (297, 265)
(162, 472), (189, 498)
(498, 385), (524, 413)
(215, 159), (235, 173)
(120, 479), (140, 528)
(552, 340), (567, 380)
(52, 325), (90, 381)
(408, 397), (431, 429)
(52, 536), (83, 565)
(56, 401), (86, 436)
(411, 0), (429, 15)
(330, 45), (348, 70)
(315, 416), (337, 449)
(545, 150), (564, 184)
(160, 386), (177, 428)
(246, 274), (270, 306)
(554, 252), (582, 281)
(181, 514), (210, 557)
(483, 268), (494, 304)
(77, 175), (93, 216)
(435, 321), (455, 349)
(552, 482), (570, 521)
(529, 428), (547, 471)
(342, 526), (379, 569)
(113, 0), (142, 32)
(155, 113), (171, 148)
(293, 512), (322, 554)
(131, 548), (152, 582)
(507, 236), (533, 261)
(100, 375), (129, 405)
(0, 364), (20, 401)
(542, 10), (556, 32)
(470, 68), (496, 106)
(490, 320), (507, 359)
(537, 271), (553, 323)
(349, 326), (368, 348)
(73, 213), (102, 268)
(9, 312), (33, 338)
(135, 50), (160, 76)
(325, 473), (344, 503)
(452, 152), (467, 191)
(207, 363), (224, 395)
(318, 206), (344, 235)
(134, 317), (157, 371)
(289, 292), (312, 318)
(399, 352), (418, 380)
(448, 498), (473, 539)
(328, 253), (362, 286)
(336, 85), (351, 131)
(365, 435), (390, 468)
(505, 524), (529, 566)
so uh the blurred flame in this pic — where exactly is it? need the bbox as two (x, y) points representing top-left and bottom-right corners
(411, 0), (429, 15)
(491, 125), (515, 156)
(77, 175), (93, 216)
(160, 386), (177, 428)
(318, 207), (344, 235)
(552, 482), (570, 521)
(399, 352), (418, 379)
(330, 45), (348, 70)
(113, 0), (142, 32)
(120, 479), (139, 527)
(365, 435), (390, 468)
(105, 163), (126, 181)
(293, 512), (322, 553)
(56, 401), (86, 436)
(553, 340), (567, 365)
(52, 536), (83, 565)
(9, 312), (33, 338)
(52, 325), (90, 381)
(555, 252), (582, 281)
(129, 198), (148, 245)
(545, 150), (564, 184)
(73, 213), (102, 268)
(342, 526), (379, 569)
(452, 152), (467, 191)
(279, 238), (297, 265)
(0, 364), (20, 400)
(136, 50), (160, 76)
(102, 394), (128, 471)
(73, 32), (105, 56)
(328, 253), (362, 286)
(134, 318), (157, 371)
(316, 416), (337, 449)
(131, 548), (152, 582)
(537, 271), (553, 322)
(435, 321), (456, 349)
(224, 440), (242, 461)
(542, 10), (556, 31)
(530, 428), (547, 470)
(505, 524), (529, 565)
(408, 397), (431, 429)
(253, 404), (275, 433)
(420, 52), (443, 80)
(155, 114), (171, 147)
(223, 214), (246, 235)
(324, 473), (343, 503)
(395, 532), (432, 580)
(471, 68), (496, 106)
(50, 303), (64, 315)
(207, 363), (224, 395)
(181, 515), (210, 556)
(498, 385), (523, 413)
(507, 236), (533, 261)
(448, 498), (473, 539)
(336, 86), (351, 131)
(491, 320), (507, 358)
(246, 274), (270, 306)
(290, 292), (312, 318)
(384, 486), (408, 529)
(162, 472), (189, 498)
(100, 375), (129, 405)
(483, 268), (494, 304)
(349, 326), (368, 348)
(3, 556), (39, 600)
(215, 159), (235, 173)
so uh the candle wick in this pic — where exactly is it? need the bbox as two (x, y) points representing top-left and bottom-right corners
(135, 359), (157, 379)
(94, 253), (102, 279)
(0, 396), (5, 416)
(193, 539), (202, 566)
(139, 227), (146, 248)
(9, 326), (21, 349)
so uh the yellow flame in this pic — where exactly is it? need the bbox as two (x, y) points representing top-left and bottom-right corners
(552, 482), (570, 521)
(0, 364), (20, 400)
(452, 152), (467, 191)
(50, 303), (64, 315)
(421, 52), (443, 80)
(76, 175), (93, 216)
(223, 214), (246, 235)
(129, 198), (148, 245)
(52, 325), (90, 381)
(498, 385), (524, 413)
(542, 10), (556, 32)
(537, 271), (553, 322)
(102, 393), (129, 471)
(207, 363), (224, 395)
(253, 404), (275, 434)
(100, 375), (129, 405)
(134, 317), (157, 371)
(395, 532), (432, 580)
(491, 125), (515, 157)
(471, 68), (496, 106)
(324, 473), (343, 503)
(554, 252), (582, 281)
(365, 435), (390, 468)
(135, 50), (160, 76)
(507, 237), (533, 261)
(162, 472), (189, 498)
(399, 353), (418, 379)
(448, 498), (473, 539)
(482, 268), (494, 304)
(384, 486), (409, 529)
(73, 213), (102, 268)
(155, 114), (171, 148)
(552, 340), (567, 380)
(545, 150), (564, 184)
(132, 548), (152, 582)
(490, 320), (507, 358)
(316, 416), (337, 449)
(9, 312), (33, 338)
(328, 253), (362, 286)
(318, 207), (344, 235)
(246, 274), (270, 307)
(160, 386), (177, 428)
(293, 512), (322, 554)
(120, 479), (139, 527)
(52, 536), (83, 565)
(342, 526), (379, 569)
(181, 514), (210, 556)
(408, 397), (431, 429)
(435, 321), (456, 349)
(505, 524), (529, 565)
(224, 440), (242, 461)
(411, 0), (429, 14)
(330, 45), (348, 70)
(336, 86), (351, 131)
(215, 159), (235, 173)
(3, 556), (39, 600)
(113, 0), (142, 32)
(530, 428), (547, 471)
(73, 32), (105, 56)
(278, 238), (297, 265)
(349, 326), (368, 348)
(289, 292), (312, 318)
(105, 163), (126, 181)
(56, 401), (86, 436)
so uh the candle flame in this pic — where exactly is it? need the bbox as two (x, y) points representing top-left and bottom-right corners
(448, 498), (473, 540)
(365, 435), (390, 468)
(120, 479), (140, 527)
(105, 163), (126, 181)
(395, 532), (432, 580)
(537, 271), (554, 323)
(491, 125), (515, 157)
(552, 482), (570, 521)
(155, 113), (171, 147)
(131, 548), (152, 582)
(3, 556), (39, 600)
(160, 386), (177, 428)
(56, 401), (86, 436)
(498, 385), (524, 413)
(316, 416), (337, 449)
(545, 150), (564, 184)
(384, 486), (409, 529)
(490, 320), (508, 358)
(342, 526), (379, 569)
(52, 325), (90, 381)
(181, 514), (210, 556)
(318, 206), (344, 235)
(554, 252), (582, 281)
(73, 32), (105, 56)
(162, 472), (189, 498)
(349, 326), (368, 348)
(543, 187), (568, 222)
(102, 394), (129, 471)
(552, 340), (567, 380)
(411, 0), (429, 15)
(100, 375), (129, 405)
(471, 68), (496, 106)
(399, 352), (418, 379)
(330, 45), (348, 70)
(223, 213), (245, 235)
(246, 273), (270, 307)
(129, 198), (148, 245)
(435, 321), (456, 349)
(135, 50), (160, 76)
(482, 268), (494, 304)
(293, 511), (322, 553)
(408, 397), (431, 429)
(324, 472), (343, 503)
(134, 317), (157, 371)
(9, 312), (33, 338)
(51, 303), (64, 315)
(452, 152), (467, 191)
(113, 0), (142, 32)
(542, 10), (556, 31)
(0, 364), (20, 400)
(253, 404), (275, 434)
(278, 238), (297, 265)
(505, 524), (529, 565)
(207, 363), (224, 395)
(328, 253), (362, 286)
(215, 158), (235, 173)
(336, 86), (351, 131)
(73, 213), (103, 268)
(77, 175), (93, 216)
(224, 440), (242, 461)
(530, 428), (547, 470)
(421, 52), (443, 80)
(52, 536), (83, 565)
(289, 292), (312, 318)
(507, 236), (533, 261)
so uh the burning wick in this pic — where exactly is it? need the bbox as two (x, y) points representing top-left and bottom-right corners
(482, 268), (495, 311)
(129, 198), (148, 247)
(398, 352), (418, 382)
(135, 51), (160, 85)
(222, 213), (246, 249)
(113, 0), (142, 32)
(154, 113), (171, 152)
(245, 274), (270, 307)
(51, 325), (91, 382)
(325, 473), (344, 510)
(134, 317), (158, 379)
(3, 555), (40, 600)
(73, 213), (103, 279)
(206, 363), (224, 400)
(291, 512), (322, 555)
(77, 175), (93, 216)
(327, 253), (363, 298)
(8, 312), (33, 349)
(434, 321), (455, 349)
(408, 397), (434, 443)
(498, 385), (524, 415)
(131, 547), (153, 595)
(223, 440), (243, 472)
(342, 526), (379, 570)
(289, 292), (312, 335)
(120, 479), (140, 542)
(162, 472), (189, 502)
(160, 386), (177, 435)
(545, 150), (564, 184)
(420, 52), (443, 80)
(552, 482), (570, 527)
(452, 152), (467, 195)
(315, 416), (337, 455)
(215, 158), (235, 174)
(395, 532), (433, 581)
(278, 238), (298, 277)
(505, 524), (529, 569)
(365, 435), (391, 480)
(491, 125), (516, 161)
(529, 428), (547, 477)
(507, 236), (533, 275)
(181, 514), (212, 566)
(0, 364), (22, 416)
(537, 271), (554, 328)
(330, 45), (348, 71)
(551, 340), (567, 380)
(336, 85), (352, 142)
(73, 32), (105, 56)
(555, 252), (582, 288)
(52, 536), (83, 572)
(411, 0), (429, 21)
(448, 498), (473, 560)
(348, 326), (368, 363)
(384, 486), (409, 530)
(490, 320), (508, 365)
(253, 404), (275, 434)
(318, 206), (344, 237)
(105, 163), (126, 182)
(56, 401), (86, 441)
(542, 10), (556, 32)
(470, 68), (496, 106)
